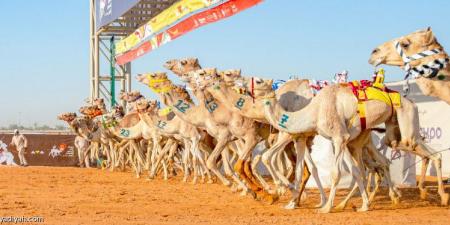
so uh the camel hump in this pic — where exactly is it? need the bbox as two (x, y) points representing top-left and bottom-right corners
(119, 112), (141, 128)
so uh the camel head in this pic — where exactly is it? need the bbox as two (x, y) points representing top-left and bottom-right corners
(172, 85), (194, 103)
(250, 78), (274, 98)
(143, 99), (159, 113)
(111, 105), (125, 119)
(135, 98), (153, 113)
(93, 98), (105, 108)
(218, 69), (242, 87)
(369, 27), (446, 68)
(136, 72), (172, 93)
(164, 58), (201, 76)
(79, 105), (103, 118)
(57, 112), (77, 123)
(75, 115), (100, 140)
(58, 113), (93, 139)
(119, 90), (143, 103)
(190, 68), (220, 90)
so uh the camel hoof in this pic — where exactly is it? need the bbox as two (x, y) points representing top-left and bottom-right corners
(262, 193), (279, 205)
(357, 205), (369, 212)
(440, 193), (449, 206)
(249, 190), (257, 199)
(230, 184), (239, 193)
(277, 186), (288, 196)
(206, 179), (214, 184)
(182, 177), (188, 183)
(284, 201), (298, 210)
(317, 207), (331, 214)
(392, 197), (400, 206)
(314, 201), (326, 209)
(240, 189), (248, 197)
(334, 203), (346, 211)
(223, 180), (232, 187)
(420, 188), (428, 200)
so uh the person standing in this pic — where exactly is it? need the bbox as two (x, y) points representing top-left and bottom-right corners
(10, 129), (29, 167)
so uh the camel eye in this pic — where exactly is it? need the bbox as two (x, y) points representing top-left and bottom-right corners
(401, 42), (410, 48)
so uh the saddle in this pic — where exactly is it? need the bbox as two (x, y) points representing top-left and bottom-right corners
(346, 70), (401, 130)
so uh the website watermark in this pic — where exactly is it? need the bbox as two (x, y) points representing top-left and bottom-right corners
(0, 216), (44, 224)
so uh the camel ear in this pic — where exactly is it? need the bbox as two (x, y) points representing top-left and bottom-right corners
(423, 28), (435, 46)
(236, 69), (241, 76)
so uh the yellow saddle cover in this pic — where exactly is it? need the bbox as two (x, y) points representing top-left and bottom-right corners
(348, 79), (401, 130)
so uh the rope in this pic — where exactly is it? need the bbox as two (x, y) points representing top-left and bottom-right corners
(401, 147), (450, 173)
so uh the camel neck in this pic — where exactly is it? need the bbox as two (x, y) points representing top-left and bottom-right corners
(206, 82), (267, 121)
(263, 97), (317, 134)
(162, 90), (207, 127)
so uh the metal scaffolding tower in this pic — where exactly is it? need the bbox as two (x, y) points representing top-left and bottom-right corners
(88, 0), (177, 108)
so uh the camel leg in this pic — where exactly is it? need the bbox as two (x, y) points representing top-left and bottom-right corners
(319, 136), (347, 214)
(304, 144), (327, 208)
(149, 141), (173, 178)
(145, 141), (152, 171)
(336, 144), (368, 211)
(237, 136), (276, 203)
(193, 142), (213, 184)
(182, 146), (190, 182)
(221, 148), (249, 194)
(285, 138), (307, 209)
(261, 133), (291, 192)
(108, 141), (116, 171)
(367, 143), (401, 205)
(251, 154), (272, 192)
(343, 149), (370, 212)
(206, 138), (233, 187)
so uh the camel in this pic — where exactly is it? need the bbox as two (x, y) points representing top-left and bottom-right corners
(165, 60), (300, 195)
(230, 73), (404, 209)
(369, 27), (450, 104)
(58, 113), (91, 168)
(192, 68), (401, 210)
(165, 59), (301, 196)
(137, 72), (277, 201)
(249, 75), (448, 210)
(167, 59), (401, 209)
(119, 91), (145, 112)
(132, 96), (213, 184)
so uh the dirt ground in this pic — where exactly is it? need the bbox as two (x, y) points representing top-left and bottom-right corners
(0, 167), (448, 225)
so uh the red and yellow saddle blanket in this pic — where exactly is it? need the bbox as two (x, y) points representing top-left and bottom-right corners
(346, 80), (401, 130)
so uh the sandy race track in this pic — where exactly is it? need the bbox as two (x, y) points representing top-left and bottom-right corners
(0, 167), (448, 225)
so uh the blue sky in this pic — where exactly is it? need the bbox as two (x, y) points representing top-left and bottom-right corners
(0, 0), (449, 127)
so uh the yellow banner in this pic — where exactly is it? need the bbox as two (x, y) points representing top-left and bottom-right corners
(116, 0), (220, 55)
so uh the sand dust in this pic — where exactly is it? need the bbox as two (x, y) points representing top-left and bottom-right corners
(0, 166), (448, 225)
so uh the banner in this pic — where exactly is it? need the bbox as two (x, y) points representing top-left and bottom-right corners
(116, 0), (262, 65)
(115, 0), (222, 55)
(96, 0), (140, 30)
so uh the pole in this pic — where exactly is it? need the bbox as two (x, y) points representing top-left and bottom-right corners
(89, 0), (95, 103)
(110, 36), (116, 107)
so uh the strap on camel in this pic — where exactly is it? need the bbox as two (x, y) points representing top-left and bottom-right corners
(147, 75), (172, 93)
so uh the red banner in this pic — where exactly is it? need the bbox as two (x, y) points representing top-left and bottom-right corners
(116, 0), (262, 65)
